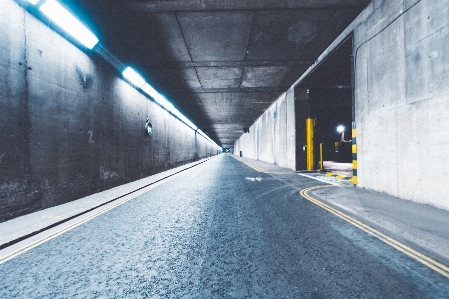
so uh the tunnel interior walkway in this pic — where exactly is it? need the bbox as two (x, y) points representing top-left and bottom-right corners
(1, 154), (449, 298)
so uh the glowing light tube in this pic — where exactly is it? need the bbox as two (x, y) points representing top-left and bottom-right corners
(40, 0), (99, 49)
(172, 109), (197, 130)
(142, 84), (197, 130)
(154, 94), (175, 111)
(141, 83), (159, 99)
(122, 67), (146, 88)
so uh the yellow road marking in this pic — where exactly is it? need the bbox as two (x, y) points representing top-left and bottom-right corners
(231, 156), (264, 172)
(0, 172), (183, 265)
(231, 156), (296, 175)
(300, 185), (449, 278)
(324, 172), (351, 180)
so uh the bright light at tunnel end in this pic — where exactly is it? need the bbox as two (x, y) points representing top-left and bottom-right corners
(39, 0), (99, 49)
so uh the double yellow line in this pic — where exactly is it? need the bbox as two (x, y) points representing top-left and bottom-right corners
(231, 156), (292, 175)
(231, 156), (264, 172)
(300, 185), (449, 278)
(0, 173), (181, 265)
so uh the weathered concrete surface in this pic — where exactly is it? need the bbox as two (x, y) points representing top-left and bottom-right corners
(234, 87), (296, 170)
(1, 155), (448, 298)
(76, 0), (369, 147)
(0, 0), (217, 222)
(354, 0), (449, 210)
(235, 0), (449, 210)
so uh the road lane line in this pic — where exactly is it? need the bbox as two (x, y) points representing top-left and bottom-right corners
(0, 170), (184, 265)
(232, 156), (303, 175)
(297, 173), (340, 185)
(300, 185), (449, 278)
(230, 156), (264, 172)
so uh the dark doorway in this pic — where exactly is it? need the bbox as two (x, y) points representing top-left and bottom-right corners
(295, 36), (353, 172)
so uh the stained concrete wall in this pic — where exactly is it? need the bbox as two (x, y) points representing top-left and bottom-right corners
(354, 0), (449, 210)
(0, 0), (217, 222)
(234, 87), (296, 169)
(234, 0), (449, 210)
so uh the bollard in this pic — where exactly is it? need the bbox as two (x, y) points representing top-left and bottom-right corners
(351, 122), (357, 185)
(320, 143), (323, 171)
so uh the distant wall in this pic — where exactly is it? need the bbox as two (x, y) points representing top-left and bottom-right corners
(354, 0), (449, 210)
(0, 0), (217, 222)
(234, 88), (296, 170)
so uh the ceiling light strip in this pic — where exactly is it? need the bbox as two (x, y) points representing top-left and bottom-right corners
(123, 67), (219, 147)
(23, 0), (218, 148)
(39, 0), (99, 49)
(122, 67), (146, 88)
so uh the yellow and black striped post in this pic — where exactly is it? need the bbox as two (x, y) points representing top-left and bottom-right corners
(351, 122), (357, 185)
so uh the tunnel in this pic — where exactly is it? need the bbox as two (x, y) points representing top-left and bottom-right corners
(1, 0), (449, 297)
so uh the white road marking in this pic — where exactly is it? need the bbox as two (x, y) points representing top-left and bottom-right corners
(246, 177), (263, 182)
(297, 173), (340, 185)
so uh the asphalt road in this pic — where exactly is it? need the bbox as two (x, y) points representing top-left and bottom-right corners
(1, 154), (448, 298)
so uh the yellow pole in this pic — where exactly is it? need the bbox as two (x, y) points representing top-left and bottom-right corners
(351, 122), (358, 185)
(320, 143), (323, 171)
(306, 118), (315, 170)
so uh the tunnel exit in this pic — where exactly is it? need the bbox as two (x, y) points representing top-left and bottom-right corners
(295, 36), (354, 178)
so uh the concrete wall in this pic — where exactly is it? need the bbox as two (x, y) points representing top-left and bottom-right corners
(234, 87), (296, 169)
(0, 0), (217, 222)
(354, 0), (449, 210)
(234, 0), (449, 210)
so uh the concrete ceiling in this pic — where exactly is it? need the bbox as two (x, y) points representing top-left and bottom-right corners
(67, 0), (371, 147)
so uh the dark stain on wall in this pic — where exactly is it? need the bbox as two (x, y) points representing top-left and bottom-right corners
(21, 10), (33, 215)
(76, 67), (93, 92)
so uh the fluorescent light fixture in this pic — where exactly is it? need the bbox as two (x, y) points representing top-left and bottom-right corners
(27, 0), (40, 4)
(40, 0), (99, 49)
(154, 94), (175, 111)
(141, 83), (198, 130)
(197, 129), (204, 135)
(180, 116), (197, 130)
(184, 120), (197, 130)
(122, 67), (146, 88)
(171, 108), (181, 118)
(141, 83), (159, 99)
(171, 109), (195, 129)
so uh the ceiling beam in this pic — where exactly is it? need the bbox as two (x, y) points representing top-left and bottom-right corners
(186, 87), (285, 93)
(144, 60), (314, 68)
(87, 0), (369, 13)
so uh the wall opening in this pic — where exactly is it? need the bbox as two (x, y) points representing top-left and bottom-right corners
(294, 36), (354, 174)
